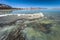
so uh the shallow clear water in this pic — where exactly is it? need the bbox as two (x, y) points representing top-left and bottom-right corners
(0, 9), (60, 40)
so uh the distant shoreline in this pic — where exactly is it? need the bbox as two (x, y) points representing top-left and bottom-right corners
(0, 8), (23, 10)
(0, 8), (47, 10)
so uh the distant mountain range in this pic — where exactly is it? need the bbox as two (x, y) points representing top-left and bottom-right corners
(0, 4), (23, 10)
(0, 4), (12, 9)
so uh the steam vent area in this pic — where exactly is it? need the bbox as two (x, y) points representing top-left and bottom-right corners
(0, 4), (60, 40)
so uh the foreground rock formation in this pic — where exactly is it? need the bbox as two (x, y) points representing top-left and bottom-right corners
(0, 13), (44, 26)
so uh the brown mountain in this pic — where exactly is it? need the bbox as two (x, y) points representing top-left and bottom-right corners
(0, 4), (12, 9)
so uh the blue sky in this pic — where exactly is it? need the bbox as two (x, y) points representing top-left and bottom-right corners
(0, 0), (60, 8)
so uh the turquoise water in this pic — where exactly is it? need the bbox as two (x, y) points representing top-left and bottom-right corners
(11, 9), (60, 16)
(1, 9), (60, 17)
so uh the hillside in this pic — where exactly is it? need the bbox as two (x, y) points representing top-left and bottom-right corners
(0, 4), (12, 9)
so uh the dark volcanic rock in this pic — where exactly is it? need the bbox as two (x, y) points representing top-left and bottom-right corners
(0, 4), (12, 9)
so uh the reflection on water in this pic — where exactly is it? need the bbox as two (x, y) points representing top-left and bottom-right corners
(0, 9), (60, 40)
